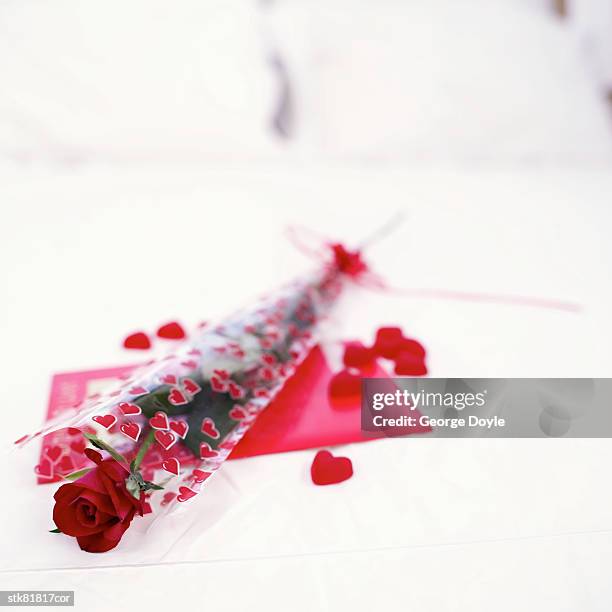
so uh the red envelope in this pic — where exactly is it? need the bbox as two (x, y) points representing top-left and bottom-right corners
(37, 346), (429, 483)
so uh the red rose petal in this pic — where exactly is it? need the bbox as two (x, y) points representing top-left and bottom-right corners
(123, 332), (151, 350)
(311, 450), (353, 486)
(156, 321), (186, 340)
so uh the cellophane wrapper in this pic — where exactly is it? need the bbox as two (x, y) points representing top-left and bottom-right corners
(19, 263), (345, 528)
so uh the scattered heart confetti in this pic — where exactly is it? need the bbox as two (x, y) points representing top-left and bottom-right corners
(394, 351), (427, 376)
(199, 442), (219, 459)
(169, 420), (189, 439)
(372, 326), (404, 359)
(328, 369), (361, 402)
(157, 321), (186, 340)
(343, 341), (376, 370)
(201, 418), (220, 439)
(149, 411), (170, 430)
(123, 331), (152, 350)
(155, 430), (177, 450)
(310, 450), (353, 486)
(161, 457), (180, 476)
(177, 486), (197, 502)
(92, 414), (117, 430)
(118, 402), (141, 416)
(120, 422), (141, 442)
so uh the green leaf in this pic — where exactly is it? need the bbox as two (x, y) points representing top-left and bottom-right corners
(49, 528), (61, 533)
(125, 474), (142, 500)
(84, 433), (127, 465)
(143, 481), (164, 491)
(62, 468), (92, 481)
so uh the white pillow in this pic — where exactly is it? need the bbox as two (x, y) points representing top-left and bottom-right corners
(271, 0), (612, 163)
(0, 0), (281, 160)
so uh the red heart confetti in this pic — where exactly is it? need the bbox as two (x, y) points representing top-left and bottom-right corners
(394, 351), (427, 376)
(155, 430), (177, 450)
(150, 411), (169, 430)
(343, 341), (376, 370)
(177, 486), (197, 502)
(157, 321), (186, 340)
(118, 402), (141, 416)
(310, 450), (353, 486)
(200, 418), (220, 439)
(123, 331), (152, 350)
(199, 442), (219, 459)
(168, 388), (188, 406)
(169, 420), (189, 439)
(120, 422), (141, 442)
(328, 369), (361, 402)
(161, 457), (180, 476)
(372, 326), (404, 359)
(92, 414), (117, 430)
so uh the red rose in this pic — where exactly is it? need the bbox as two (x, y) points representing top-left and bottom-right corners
(53, 448), (145, 553)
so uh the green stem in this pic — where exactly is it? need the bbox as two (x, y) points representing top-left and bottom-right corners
(132, 429), (156, 472)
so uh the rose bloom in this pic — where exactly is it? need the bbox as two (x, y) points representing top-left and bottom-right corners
(53, 448), (146, 553)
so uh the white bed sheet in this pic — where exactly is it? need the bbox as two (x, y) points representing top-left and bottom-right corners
(1, 162), (611, 610)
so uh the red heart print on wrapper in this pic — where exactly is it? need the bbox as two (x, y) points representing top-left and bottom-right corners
(228, 382), (245, 400)
(229, 406), (247, 421)
(200, 442), (219, 459)
(182, 378), (201, 395)
(200, 418), (220, 439)
(161, 457), (180, 476)
(120, 422), (141, 442)
(168, 388), (188, 406)
(210, 376), (227, 393)
(310, 450), (353, 486)
(181, 360), (197, 369)
(169, 420), (189, 439)
(118, 402), (141, 416)
(149, 411), (169, 430)
(192, 469), (211, 484)
(155, 430), (177, 450)
(128, 386), (148, 396)
(160, 374), (177, 385)
(177, 486), (197, 502)
(92, 414), (117, 430)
